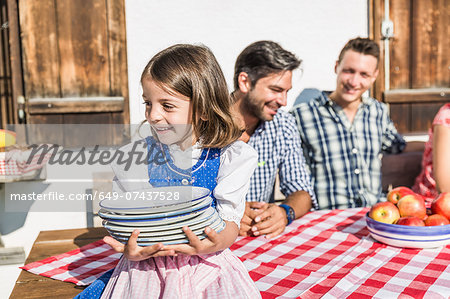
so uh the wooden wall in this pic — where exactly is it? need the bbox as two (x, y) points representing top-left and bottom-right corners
(0, 0), (13, 128)
(17, 0), (129, 145)
(371, 0), (449, 134)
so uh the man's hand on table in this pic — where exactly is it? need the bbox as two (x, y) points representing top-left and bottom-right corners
(239, 191), (312, 239)
(239, 201), (287, 239)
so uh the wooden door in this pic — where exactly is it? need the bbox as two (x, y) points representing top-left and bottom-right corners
(18, 0), (129, 145)
(370, 0), (449, 134)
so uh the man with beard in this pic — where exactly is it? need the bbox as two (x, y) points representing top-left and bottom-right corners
(232, 41), (317, 238)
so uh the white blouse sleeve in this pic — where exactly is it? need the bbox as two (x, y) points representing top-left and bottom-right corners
(214, 140), (258, 228)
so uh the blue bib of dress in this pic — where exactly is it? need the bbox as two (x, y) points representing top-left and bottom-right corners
(145, 136), (220, 206)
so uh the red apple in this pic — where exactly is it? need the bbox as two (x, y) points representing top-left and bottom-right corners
(396, 216), (425, 226)
(397, 194), (427, 219)
(431, 192), (450, 220)
(424, 214), (450, 226)
(386, 186), (415, 204)
(369, 202), (400, 224)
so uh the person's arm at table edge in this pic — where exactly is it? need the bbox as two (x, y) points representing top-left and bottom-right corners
(433, 124), (450, 193)
(279, 113), (316, 218)
(249, 191), (311, 239)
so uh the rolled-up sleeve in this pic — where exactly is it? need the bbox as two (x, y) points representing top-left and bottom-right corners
(381, 105), (406, 154)
(214, 141), (258, 228)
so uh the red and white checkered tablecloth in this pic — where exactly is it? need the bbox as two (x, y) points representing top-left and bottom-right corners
(21, 208), (450, 298)
(21, 240), (122, 286)
(0, 147), (53, 176)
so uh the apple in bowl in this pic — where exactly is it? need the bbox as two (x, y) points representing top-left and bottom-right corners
(368, 202), (400, 224)
(431, 192), (450, 221)
(424, 214), (450, 226)
(397, 216), (425, 226)
(397, 194), (426, 219)
(386, 186), (415, 204)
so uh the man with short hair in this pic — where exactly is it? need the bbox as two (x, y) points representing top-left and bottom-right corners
(233, 40), (316, 238)
(290, 37), (406, 210)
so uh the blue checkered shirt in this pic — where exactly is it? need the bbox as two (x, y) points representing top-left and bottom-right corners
(290, 91), (406, 210)
(246, 110), (317, 208)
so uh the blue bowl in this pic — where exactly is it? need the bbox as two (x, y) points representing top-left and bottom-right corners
(365, 212), (450, 248)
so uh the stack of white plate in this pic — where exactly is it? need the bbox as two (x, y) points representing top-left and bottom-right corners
(99, 186), (225, 246)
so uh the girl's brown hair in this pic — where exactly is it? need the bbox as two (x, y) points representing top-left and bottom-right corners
(141, 44), (241, 148)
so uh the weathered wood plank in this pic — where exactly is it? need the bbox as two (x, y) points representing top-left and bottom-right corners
(106, 0), (130, 123)
(389, 103), (410, 133)
(371, 0), (385, 101)
(434, 0), (449, 87)
(389, 0), (411, 89)
(410, 103), (443, 132)
(411, 0), (449, 88)
(411, 0), (430, 88)
(27, 97), (124, 114)
(110, 112), (128, 145)
(19, 0), (60, 98)
(56, 0), (110, 97)
(62, 113), (113, 146)
(0, 1), (11, 128)
(35, 227), (107, 244)
(26, 114), (64, 145)
(7, 0), (24, 124)
(383, 88), (450, 103)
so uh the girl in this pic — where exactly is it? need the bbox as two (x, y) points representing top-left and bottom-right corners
(87, 44), (261, 298)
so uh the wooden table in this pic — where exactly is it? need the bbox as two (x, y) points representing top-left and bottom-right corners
(10, 227), (108, 299)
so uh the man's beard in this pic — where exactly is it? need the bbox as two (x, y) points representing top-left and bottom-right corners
(242, 92), (272, 122)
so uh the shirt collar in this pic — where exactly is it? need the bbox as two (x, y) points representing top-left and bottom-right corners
(316, 91), (334, 108)
(318, 91), (374, 108)
(361, 96), (372, 106)
(254, 120), (266, 134)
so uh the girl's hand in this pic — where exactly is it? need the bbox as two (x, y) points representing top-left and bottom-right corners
(163, 226), (221, 255)
(164, 221), (238, 256)
(103, 230), (176, 261)
(239, 201), (269, 236)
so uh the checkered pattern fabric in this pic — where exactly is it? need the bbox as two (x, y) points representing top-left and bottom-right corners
(21, 240), (121, 286)
(247, 110), (317, 208)
(291, 92), (406, 210)
(0, 148), (52, 176)
(21, 208), (450, 298)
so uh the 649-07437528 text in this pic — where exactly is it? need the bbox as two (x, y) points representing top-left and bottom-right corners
(8, 191), (181, 201)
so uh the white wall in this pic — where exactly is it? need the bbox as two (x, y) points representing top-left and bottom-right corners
(125, 0), (368, 123)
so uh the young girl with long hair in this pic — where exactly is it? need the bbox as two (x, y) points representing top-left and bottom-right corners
(80, 44), (261, 298)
